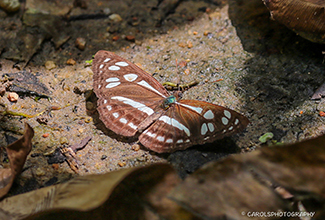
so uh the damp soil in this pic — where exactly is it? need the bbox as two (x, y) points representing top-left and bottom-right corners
(0, 0), (325, 195)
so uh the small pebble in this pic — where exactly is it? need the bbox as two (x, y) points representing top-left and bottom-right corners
(178, 42), (186, 48)
(118, 161), (126, 167)
(7, 92), (18, 102)
(187, 41), (193, 48)
(125, 35), (135, 42)
(184, 68), (190, 75)
(132, 144), (140, 151)
(35, 168), (45, 176)
(45, 61), (56, 70)
(109, 14), (122, 22)
(60, 136), (69, 145)
(178, 61), (187, 68)
(112, 35), (120, 41)
(42, 133), (50, 138)
(67, 58), (76, 65)
(319, 111), (325, 117)
(101, 155), (107, 160)
(52, 164), (59, 170)
(203, 31), (210, 36)
(75, 37), (86, 50)
(103, 7), (111, 14)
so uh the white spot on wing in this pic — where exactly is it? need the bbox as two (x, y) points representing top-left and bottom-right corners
(128, 122), (137, 130)
(235, 119), (239, 125)
(98, 85), (101, 89)
(119, 118), (128, 124)
(166, 138), (173, 143)
(124, 74), (138, 82)
(201, 123), (208, 135)
(203, 110), (214, 119)
(208, 123), (215, 132)
(106, 105), (112, 111)
(106, 77), (119, 82)
(144, 130), (157, 138)
(224, 110), (231, 119)
(137, 80), (166, 97)
(229, 126), (234, 131)
(99, 64), (104, 69)
(222, 117), (228, 125)
(176, 139), (183, 144)
(180, 103), (203, 114)
(115, 61), (128, 66)
(159, 116), (190, 136)
(157, 136), (165, 142)
(103, 58), (111, 63)
(104, 100), (107, 104)
(106, 82), (120, 88)
(113, 112), (119, 118)
(111, 96), (154, 115)
(109, 65), (120, 70)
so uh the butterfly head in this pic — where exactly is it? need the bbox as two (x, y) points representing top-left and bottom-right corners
(161, 91), (183, 110)
(161, 95), (177, 110)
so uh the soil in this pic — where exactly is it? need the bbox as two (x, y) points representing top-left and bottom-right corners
(0, 0), (325, 196)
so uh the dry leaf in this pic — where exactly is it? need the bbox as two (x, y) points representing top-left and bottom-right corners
(0, 164), (193, 220)
(170, 135), (325, 219)
(0, 123), (34, 199)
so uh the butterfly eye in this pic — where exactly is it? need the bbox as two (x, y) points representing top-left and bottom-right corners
(162, 95), (177, 110)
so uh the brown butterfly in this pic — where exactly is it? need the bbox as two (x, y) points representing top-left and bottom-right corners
(92, 50), (249, 153)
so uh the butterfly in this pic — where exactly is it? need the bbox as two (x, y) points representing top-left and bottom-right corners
(92, 50), (249, 153)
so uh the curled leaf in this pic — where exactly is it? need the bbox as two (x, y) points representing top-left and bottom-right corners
(170, 135), (325, 219)
(0, 123), (34, 199)
(0, 164), (191, 220)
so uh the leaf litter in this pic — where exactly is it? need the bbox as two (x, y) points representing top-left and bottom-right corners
(0, 135), (324, 219)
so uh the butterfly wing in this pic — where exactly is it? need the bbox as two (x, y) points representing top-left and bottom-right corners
(139, 100), (249, 153)
(92, 50), (170, 136)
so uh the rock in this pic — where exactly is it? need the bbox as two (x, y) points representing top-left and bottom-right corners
(67, 58), (76, 65)
(75, 37), (86, 50)
(45, 61), (56, 70)
(109, 14), (122, 22)
(7, 92), (18, 102)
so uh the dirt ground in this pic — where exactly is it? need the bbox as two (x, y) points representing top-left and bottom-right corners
(0, 0), (325, 196)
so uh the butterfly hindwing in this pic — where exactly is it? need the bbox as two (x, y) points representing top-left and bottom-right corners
(139, 100), (249, 153)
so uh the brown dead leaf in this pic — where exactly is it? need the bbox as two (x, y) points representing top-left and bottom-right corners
(0, 163), (194, 220)
(263, 0), (325, 44)
(170, 135), (325, 219)
(0, 123), (34, 199)
(2, 134), (325, 219)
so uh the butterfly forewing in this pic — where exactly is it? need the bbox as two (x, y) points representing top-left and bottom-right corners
(93, 50), (249, 153)
(92, 50), (169, 136)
